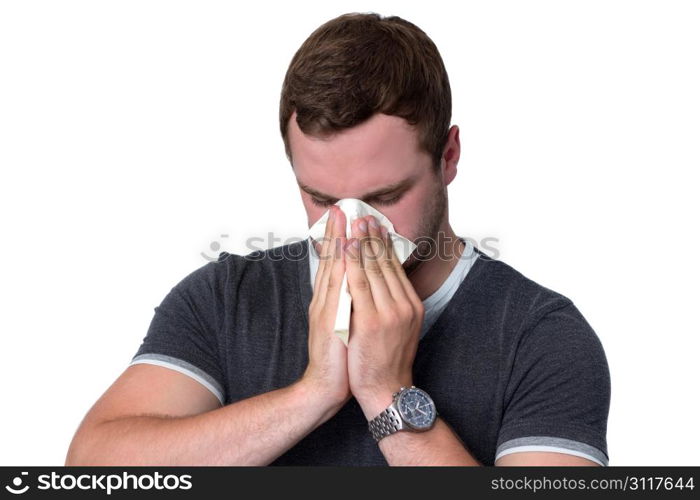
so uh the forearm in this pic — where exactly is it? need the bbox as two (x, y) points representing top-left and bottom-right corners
(377, 416), (483, 466)
(67, 379), (339, 466)
(357, 390), (482, 466)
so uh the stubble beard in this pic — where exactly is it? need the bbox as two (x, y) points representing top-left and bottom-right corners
(401, 179), (448, 278)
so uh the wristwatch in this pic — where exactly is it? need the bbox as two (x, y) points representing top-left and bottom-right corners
(367, 385), (438, 442)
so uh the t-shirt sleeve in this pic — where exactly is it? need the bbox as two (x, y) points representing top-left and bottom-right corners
(128, 263), (226, 406)
(496, 301), (611, 466)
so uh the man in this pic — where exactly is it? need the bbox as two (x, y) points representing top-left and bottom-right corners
(65, 12), (610, 466)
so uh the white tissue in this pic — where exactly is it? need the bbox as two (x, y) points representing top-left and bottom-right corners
(307, 198), (417, 346)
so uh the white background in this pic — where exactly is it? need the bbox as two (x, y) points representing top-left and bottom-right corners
(1, 0), (698, 466)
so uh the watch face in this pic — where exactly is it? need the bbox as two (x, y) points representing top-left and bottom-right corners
(397, 387), (436, 430)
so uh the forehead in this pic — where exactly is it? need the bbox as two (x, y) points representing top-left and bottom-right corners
(289, 112), (426, 190)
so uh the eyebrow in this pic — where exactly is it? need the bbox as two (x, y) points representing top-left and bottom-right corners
(297, 175), (418, 202)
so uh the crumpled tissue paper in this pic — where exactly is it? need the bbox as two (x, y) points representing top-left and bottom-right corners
(307, 198), (417, 346)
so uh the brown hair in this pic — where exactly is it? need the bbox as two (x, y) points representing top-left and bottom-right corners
(279, 12), (452, 171)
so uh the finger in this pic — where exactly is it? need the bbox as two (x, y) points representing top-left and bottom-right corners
(312, 206), (333, 298)
(344, 223), (376, 316)
(366, 215), (409, 304)
(356, 215), (394, 310)
(316, 205), (346, 305)
(380, 224), (422, 308)
(323, 234), (347, 315)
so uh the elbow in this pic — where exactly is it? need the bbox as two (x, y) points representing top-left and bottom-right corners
(65, 433), (97, 466)
(64, 441), (87, 466)
(64, 427), (105, 466)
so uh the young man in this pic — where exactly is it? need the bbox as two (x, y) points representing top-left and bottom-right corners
(66, 12), (610, 466)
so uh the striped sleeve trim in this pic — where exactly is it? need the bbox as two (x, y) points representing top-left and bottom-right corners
(496, 436), (609, 466)
(129, 353), (225, 406)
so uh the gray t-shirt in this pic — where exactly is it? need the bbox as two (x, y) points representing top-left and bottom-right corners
(130, 238), (611, 466)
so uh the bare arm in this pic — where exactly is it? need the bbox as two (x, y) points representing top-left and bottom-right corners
(377, 417), (482, 466)
(67, 206), (353, 466)
(358, 386), (599, 467)
(65, 365), (344, 466)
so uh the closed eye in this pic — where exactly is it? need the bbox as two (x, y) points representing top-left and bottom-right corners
(310, 194), (402, 207)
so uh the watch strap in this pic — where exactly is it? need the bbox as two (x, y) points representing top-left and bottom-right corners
(368, 404), (405, 442)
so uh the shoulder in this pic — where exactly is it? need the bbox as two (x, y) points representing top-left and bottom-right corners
(468, 246), (575, 330)
(476, 251), (611, 464)
(480, 250), (611, 412)
(180, 239), (308, 290)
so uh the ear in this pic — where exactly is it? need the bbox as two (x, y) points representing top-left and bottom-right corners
(440, 125), (460, 186)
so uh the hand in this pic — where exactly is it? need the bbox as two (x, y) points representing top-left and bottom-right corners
(344, 215), (425, 420)
(300, 205), (352, 409)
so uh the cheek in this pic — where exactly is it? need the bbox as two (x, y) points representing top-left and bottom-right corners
(308, 211), (327, 229)
(378, 194), (423, 239)
(385, 212), (416, 240)
(303, 198), (327, 227)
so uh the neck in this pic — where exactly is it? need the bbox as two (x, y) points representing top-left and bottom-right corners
(405, 224), (465, 301)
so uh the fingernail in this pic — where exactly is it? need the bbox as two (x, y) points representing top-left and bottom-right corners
(351, 238), (360, 248)
(358, 219), (368, 233)
(369, 216), (379, 229)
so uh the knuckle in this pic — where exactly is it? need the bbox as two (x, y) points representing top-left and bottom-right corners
(412, 299), (425, 318)
(379, 259), (395, 273)
(382, 309), (401, 328)
(351, 277), (371, 292)
(365, 264), (384, 277)
(326, 275), (337, 290)
(397, 302), (414, 319)
(360, 316), (380, 332)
